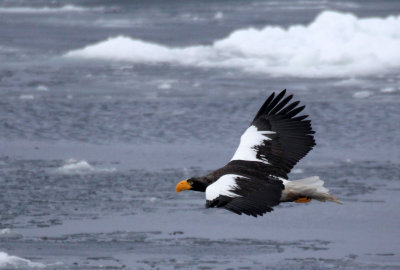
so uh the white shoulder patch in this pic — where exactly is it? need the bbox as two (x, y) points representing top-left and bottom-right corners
(205, 174), (243, 201)
(231, 125), (275, 164)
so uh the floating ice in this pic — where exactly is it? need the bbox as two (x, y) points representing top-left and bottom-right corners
(19, 94), (34, 100)
(0, 251), (45, 269)
(0, 229), (22, 239)
(59, 159), (93, 172)
(334, 78), (365, 86)
(36, 85), (49, 91)
(353, 91), (372, 99)
(291, 168), (304, 174)
(0, 5), (103, 14)
(179, 13), (202, 22)
(214, 12), (224, 20)
(65, 11), (400, 78)
(380, 87), (396, 93)
(57, 159), (115, 174)
(158, 83), (172, 89)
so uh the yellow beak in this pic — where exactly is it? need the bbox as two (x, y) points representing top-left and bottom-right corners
(176, 180), (192, 192)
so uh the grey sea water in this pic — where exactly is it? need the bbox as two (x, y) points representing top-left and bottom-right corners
(1, 0), (400, 269)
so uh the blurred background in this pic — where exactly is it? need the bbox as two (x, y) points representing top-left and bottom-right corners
(0, 0), (399, 269)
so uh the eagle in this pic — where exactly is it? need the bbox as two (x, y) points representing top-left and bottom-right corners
(176, 90), (341, 217)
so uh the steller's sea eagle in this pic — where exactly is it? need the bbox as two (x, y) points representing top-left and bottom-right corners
(176, 90), (341, 217)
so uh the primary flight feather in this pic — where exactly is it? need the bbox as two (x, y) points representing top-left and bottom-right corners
(176, 90), (341, 217)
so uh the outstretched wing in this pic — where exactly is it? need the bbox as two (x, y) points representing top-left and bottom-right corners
(231, 90), (315, 179)
(205, 174), (284, 217)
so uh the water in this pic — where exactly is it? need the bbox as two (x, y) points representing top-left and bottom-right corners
(1, 0), (400, 269)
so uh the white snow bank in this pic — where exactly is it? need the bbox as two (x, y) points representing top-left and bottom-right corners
(65, 11), (400, 78)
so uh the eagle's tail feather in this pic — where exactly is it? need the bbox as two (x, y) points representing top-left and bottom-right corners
(282, 176), (342, 204)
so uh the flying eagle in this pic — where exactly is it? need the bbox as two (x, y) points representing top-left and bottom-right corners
(176, 90), (341, 217)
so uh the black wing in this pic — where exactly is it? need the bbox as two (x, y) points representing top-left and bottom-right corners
(205, 174), (284, 217)
(231, 90), (315, 179)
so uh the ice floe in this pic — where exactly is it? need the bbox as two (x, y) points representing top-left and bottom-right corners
(65, 11), (400, 78)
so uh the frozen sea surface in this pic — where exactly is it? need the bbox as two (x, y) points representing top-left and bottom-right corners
(1, 0), (400, 269)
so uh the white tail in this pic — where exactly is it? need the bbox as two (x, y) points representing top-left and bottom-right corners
(281, 176), (342, 204)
